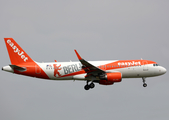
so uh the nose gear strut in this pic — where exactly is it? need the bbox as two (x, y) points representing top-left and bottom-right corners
(142, 77), (147, 87)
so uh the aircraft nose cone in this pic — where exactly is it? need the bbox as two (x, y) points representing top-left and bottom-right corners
(162, 67), (167, 74)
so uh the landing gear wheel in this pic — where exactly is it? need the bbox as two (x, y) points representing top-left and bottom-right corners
(89, 83), (95, 89)
(143, 83), (147, 87)
(142, 77), (147, 87)
(84, 85), (90, 90)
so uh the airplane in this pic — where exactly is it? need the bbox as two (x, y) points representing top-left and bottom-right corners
(2, 38), (167, 90)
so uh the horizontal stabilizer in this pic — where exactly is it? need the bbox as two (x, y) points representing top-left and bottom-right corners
(9, 65), (26, 72)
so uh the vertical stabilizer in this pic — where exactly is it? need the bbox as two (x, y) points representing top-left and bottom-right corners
(4, 38), (34, 65)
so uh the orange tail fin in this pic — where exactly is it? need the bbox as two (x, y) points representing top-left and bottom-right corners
(4, 38), (34, 65)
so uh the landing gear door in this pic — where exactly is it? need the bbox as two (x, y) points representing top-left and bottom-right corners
(142, 61), (148, 71)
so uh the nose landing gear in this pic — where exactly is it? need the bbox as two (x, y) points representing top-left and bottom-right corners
(143, 83), (147, 87)
(142, 77), (147, 87)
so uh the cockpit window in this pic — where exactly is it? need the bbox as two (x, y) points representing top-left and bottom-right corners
(153, 64), (159, 66)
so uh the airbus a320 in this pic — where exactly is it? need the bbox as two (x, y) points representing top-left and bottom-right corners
(2, 38), (167, 90)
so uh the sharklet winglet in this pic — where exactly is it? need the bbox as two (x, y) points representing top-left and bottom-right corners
(74, 50), (82, 60)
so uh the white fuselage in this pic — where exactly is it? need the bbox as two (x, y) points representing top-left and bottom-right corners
(35, 60), (166, 81)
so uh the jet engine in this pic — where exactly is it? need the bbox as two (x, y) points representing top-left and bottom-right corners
(99, 72), (122, 85)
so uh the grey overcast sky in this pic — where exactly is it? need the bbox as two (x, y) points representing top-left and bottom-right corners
(0, 0), (169, 120)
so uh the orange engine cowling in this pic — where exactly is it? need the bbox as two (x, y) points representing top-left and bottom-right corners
(99, 72), (122, 85)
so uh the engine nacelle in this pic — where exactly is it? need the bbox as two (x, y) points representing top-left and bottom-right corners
(99, 72), (122, 85)
(99, 80), (114, 85)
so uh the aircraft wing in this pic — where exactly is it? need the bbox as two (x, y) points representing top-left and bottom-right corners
(74, 50), (105, 77)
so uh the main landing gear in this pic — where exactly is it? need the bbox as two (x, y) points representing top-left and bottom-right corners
(84, 81), (95, 90)
(142, 77), (147, 87)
